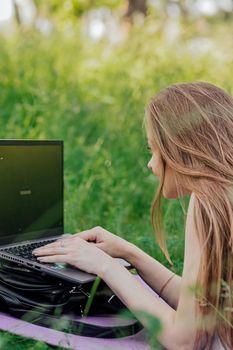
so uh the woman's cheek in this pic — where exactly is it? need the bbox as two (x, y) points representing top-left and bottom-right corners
(154, 161), (162, 177)
(150, 160), (157, 175)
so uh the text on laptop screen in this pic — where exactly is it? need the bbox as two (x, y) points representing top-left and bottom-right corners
(0, 141), (64, 244)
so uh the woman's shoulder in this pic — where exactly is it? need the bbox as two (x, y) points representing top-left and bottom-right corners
(189, 191), (195, 209)
(185, 192), (198, 243)
(186, 191), (195, 219)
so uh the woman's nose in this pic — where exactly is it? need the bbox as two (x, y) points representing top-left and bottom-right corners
(147, 160), (152, 171)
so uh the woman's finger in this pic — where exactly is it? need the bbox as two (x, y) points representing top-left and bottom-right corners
(33, 246), (67, 256)
(33, 236), (73, 251)
(37, 255), (69, 263)
(34, 242), (60, 250)
(61, 233), (73, 238)
(75, 229), (97, 241)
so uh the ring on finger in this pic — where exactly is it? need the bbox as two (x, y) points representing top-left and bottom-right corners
(60, 240), (66, 248)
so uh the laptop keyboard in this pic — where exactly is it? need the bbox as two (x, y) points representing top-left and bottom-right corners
(2, 239), (57, 262)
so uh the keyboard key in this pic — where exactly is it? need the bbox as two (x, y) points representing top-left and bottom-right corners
(2, 239), (57, 261)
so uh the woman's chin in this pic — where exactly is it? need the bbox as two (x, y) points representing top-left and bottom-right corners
(163, 186), (191, 199)
(162, 187), (179, 199)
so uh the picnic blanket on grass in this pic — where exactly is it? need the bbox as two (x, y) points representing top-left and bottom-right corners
(0, 274), (167, 349)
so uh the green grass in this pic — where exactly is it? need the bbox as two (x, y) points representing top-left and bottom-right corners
(0, 20), (232, 349)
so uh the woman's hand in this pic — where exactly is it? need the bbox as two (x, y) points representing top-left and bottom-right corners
(32, 234), (114, 276)
(73, 226), (132, 260)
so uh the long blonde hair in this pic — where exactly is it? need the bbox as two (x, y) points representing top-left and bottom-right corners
(144, 82), (233, 349)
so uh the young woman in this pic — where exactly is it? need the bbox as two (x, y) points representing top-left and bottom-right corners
(32, 82), (233, 350)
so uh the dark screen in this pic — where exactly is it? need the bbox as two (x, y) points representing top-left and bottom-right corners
(0, 141), (64, 245)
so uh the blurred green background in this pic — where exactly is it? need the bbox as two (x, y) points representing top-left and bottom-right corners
(0, 0), (232, 348)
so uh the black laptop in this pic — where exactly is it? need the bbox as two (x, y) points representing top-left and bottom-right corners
(0, 140), (131, 284)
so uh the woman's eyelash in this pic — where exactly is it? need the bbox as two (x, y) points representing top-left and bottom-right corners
(147, 146), (152, 153)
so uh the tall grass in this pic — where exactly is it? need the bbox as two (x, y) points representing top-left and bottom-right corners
(0, 21), (232, 348)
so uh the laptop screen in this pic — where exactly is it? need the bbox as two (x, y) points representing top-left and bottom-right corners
(0, 140), (64, 245)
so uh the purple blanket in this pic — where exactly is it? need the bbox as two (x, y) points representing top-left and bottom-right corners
(0, 274), (166, 349)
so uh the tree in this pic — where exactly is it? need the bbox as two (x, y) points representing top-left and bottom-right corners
(123, 0), (148, 21)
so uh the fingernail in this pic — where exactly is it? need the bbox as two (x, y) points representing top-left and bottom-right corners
(37, 257), (45, 261)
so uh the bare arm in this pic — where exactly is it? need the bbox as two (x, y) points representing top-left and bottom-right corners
(99, 192), (200, 350)
(122, 243), (182, 310)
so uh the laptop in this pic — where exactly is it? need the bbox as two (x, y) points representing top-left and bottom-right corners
(0, 140), (131, 284)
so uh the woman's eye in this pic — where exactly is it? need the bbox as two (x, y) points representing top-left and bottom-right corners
(147, 146), (152, 153)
